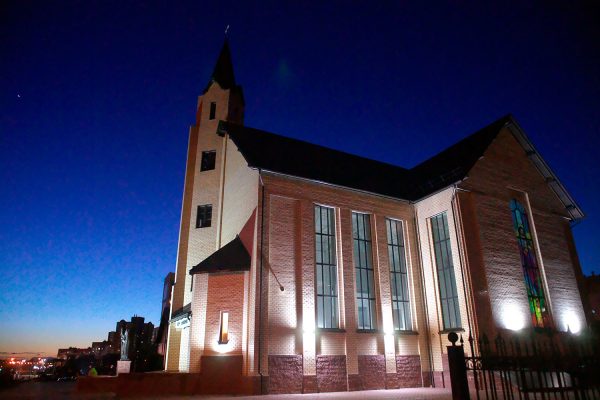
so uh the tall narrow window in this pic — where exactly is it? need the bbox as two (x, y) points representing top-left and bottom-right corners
(315, 205), (339, 329)
(510, 199), (549, 328)
(430, 212), (461, 330)
(386, 218), (412, 331)
(219, 311), (229, 344)
(200, 150), (216, 171)
(196, 205), (212, 228)
(209, 102), (216, 120)
(352, 212), (377, 330)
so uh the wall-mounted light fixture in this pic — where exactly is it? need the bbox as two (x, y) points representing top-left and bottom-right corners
(219, 311), (229, 344)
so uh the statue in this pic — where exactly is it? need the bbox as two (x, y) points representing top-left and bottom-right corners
(120, 327), (129, 361)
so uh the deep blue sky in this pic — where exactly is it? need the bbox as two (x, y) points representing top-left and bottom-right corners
(1, 1), (598, 356)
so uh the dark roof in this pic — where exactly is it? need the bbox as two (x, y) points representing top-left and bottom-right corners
(189, 235), (250, 275)
(217, 115), (583, 220)
(170, 303), (191, 322)
(219, 123), (414, 200)
(203, 40), (236, 93)
(408, 115), (511, 199)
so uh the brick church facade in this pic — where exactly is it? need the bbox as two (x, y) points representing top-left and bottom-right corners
(165, 41), (587, 394)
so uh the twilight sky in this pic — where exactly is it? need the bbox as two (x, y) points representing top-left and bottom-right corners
(1, 1), (599, 357)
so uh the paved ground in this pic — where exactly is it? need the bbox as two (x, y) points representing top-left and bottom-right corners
(0, 381), (453, 400)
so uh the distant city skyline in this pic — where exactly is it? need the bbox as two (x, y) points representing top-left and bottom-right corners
(1, 1), (598, 357)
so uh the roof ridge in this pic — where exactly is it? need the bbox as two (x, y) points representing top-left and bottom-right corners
(409, 114), (512, 171)
(221, 121), (410, 172)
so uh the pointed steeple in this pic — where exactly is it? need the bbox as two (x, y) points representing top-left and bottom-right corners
(203, 39), (236, 93)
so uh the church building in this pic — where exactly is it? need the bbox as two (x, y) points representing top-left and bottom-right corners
(165, 41), (587, 394)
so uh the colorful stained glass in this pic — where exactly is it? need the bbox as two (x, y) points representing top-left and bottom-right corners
(509, 199), (549, 328)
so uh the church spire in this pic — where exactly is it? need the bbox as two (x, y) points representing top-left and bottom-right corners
(203, 39), (236, 93)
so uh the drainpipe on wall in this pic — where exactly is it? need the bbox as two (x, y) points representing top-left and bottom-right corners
(257, 169), (265, 394)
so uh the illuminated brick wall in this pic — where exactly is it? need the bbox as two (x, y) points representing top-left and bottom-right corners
(167, 80), (245, 371)
(458, 128), (586, 336)
(259, 173), (430, 391)
(188, 273), (208, 373)
(204, 273), (245, 356)
(415, 187), (474, 387)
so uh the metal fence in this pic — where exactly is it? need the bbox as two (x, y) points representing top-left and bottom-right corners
(447, 330), (600, 400)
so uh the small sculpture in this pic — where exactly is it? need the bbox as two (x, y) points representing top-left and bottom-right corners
(120, 327), (129, 361)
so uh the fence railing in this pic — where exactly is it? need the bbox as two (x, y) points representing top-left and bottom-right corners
(447, 330), (600, 400)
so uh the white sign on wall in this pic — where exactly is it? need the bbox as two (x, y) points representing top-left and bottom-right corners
(175, 317), (190, 329)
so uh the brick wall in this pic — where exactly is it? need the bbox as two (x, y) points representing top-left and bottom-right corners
(396, 355), (421, 387)
(220, 134), (259, 246)
(415, 187), (473, 378)
(357, 355), (385, 390)
(260, 173), (429, 391)
(168, 79), (250, 372)
(178, 327), (190, 372)
(459, 128), (586, 335)
(204, 273), (245, 355)
(316, 355), (347, 392)
(267, 195), (301, 357)
(189, 273), (208, 372)
(268, 355), (303, 394)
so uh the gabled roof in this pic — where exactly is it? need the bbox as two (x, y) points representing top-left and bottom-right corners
(219, 122), (414, 200)
(408, 115), (511, 199)
(203, 39), (237, 93)
(217, 116), (584, 220)
(189, 235), (250, 275)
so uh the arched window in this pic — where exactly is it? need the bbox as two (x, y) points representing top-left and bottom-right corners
(509, 199), (549, 328)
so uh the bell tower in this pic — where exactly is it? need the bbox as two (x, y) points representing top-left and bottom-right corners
(166, 39), (245, 371)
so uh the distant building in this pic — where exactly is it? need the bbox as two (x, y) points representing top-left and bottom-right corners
(156, 272), (175, 361)
(113, 315), (155, 371)
(56, 347), (92, 360)
(107, 331), (117, 352)
(91, 340), (114, 357)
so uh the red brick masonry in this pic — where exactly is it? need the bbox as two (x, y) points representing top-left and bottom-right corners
(396, 355), (422, 388)
(358, 355), (386, 390)
(268, 355), (303, 394)
(77, 355), (259, 397)
(317, 355), (347, 392)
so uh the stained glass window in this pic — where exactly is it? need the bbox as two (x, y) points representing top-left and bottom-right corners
(509, 199), (549, 328)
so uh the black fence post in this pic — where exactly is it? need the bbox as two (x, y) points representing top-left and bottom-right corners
(448, 332), (471, 400)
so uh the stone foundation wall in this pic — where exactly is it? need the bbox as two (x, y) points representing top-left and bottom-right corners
(316, 355), (347, 392)
(268, 355), (303, 394)
(396, 355), (421, 387)
(357, 355), (386, 390)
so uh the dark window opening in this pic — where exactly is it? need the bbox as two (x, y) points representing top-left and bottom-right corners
(430, 212), (461, 330)
(386, 218), (412, 331)
(352, 212), (377, 330)
(196, 205), (212, 228)
(209, 102), (216, 120)
(201, 150), (216, 171)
